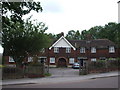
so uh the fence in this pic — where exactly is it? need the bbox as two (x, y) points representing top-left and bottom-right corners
(88, 59), (120, 73)
(2, 64), (44, 79)
(2, 66), (24, 79)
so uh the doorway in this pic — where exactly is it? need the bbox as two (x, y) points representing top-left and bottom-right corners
(58, 58), (67, 67)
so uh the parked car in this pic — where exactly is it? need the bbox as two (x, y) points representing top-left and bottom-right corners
(72, 62), (80, 69)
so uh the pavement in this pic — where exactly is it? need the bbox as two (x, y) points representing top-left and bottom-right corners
(1, 71), (119, 86)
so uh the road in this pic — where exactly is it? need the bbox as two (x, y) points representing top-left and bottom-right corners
(3, 76), (118, 88)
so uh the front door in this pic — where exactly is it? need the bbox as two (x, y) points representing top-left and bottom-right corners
(58, 58), (67, 67)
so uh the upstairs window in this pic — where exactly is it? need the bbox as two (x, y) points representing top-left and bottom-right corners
(66, 47), (71, 53)
(91, 47), (96, 53)
(109, 46), (115, 53)
(54, 47), (59, 53)
(80, 47), (85, 53)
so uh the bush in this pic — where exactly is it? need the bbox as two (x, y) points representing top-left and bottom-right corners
(89, 60), (106, 69)
(44, 73), (51, 76)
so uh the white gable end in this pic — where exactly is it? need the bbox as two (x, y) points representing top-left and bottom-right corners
(54, 38), (71, 47)
(49, 36), (76, 50)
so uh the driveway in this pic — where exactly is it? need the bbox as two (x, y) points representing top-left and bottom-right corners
(48, 68), (79, 77)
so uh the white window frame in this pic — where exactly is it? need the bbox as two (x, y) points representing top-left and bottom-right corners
(91, 47), (96, 53)
(28, 57), (33, 62)
(91, 58), (97, 62)
(50, 57), (55, 63)
(80, 47), (85, 53)
(9, 56), (15, 62)
(109, 46), (115, 53)
(69, 58), (75, 64)
(66, 47), (71, 53)
(54, 47), (59, 53)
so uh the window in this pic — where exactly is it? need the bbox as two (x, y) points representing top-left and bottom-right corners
(91, 58), (96, 61)
(54, 47), (59, 53)
(99, 57), (106, 60)
(69, 58), (75, 64)
(50, 57), (55, 63)
(28, 57), (33, 62)
(80, 47), (85, 53)
(109, 46), (115, 53)
(66, 47), (71, 53)
(9, 56), (15, 62)
(91, 47), (96, 53)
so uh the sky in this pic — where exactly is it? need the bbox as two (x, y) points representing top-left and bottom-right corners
(23, 0), (119, 35)
(0, 0), (119, 53)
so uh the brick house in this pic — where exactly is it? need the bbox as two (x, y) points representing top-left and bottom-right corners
(37, 36), (119, 67)
(4, 36), (120, 67)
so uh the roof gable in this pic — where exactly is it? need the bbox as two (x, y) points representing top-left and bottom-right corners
(49, 36), (76, 50)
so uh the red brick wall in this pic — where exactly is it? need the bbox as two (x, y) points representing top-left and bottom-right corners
(4, 47), (120, 66)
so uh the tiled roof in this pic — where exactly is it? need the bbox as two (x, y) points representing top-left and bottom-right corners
(69, 39), (116, 48)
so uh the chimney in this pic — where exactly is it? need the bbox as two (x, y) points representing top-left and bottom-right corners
(85, 34), (93, 40)
(61, 32), (64, 36)
(118, 1), (120, 23)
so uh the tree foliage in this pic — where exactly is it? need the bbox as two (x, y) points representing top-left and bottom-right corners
(65, 22), (120, 47)
(2, 1), (51, 67)
(2, 1), (43, 26)
(66, 30), (81, 40)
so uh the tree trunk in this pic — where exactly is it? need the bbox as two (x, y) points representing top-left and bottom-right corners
(13, 56), (24, 69)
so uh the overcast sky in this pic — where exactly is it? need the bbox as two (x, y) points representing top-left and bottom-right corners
(0, 0), (119, 53)
(23, 0), (119, 35)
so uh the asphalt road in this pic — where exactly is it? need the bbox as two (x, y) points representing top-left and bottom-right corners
(3, 76), (118, 88)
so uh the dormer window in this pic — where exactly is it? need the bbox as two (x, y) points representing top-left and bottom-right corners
(109, 46), (115, 53)
(66, 47), (71, 53)
(91, 47), (96, 53)
(54, 47), (59, 53)
(80, 47), (85, 53)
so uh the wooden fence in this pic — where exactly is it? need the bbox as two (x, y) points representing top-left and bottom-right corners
(2, 64), (44, 79)
(88, 59), (120, 73)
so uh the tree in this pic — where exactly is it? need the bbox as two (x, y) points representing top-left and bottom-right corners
(66, 30), (76, 40)
(88, 26), (103, 39)
(2, 18), (50, 67)
(98, 22), (118, 43)
(74, 30), (81, 40)
(2, 1), (50, 67)
(80, 30), (89, 40)
(80, 22), (120, 43)
(66, 30), (81, 40)
(2, 1), (43, 27)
